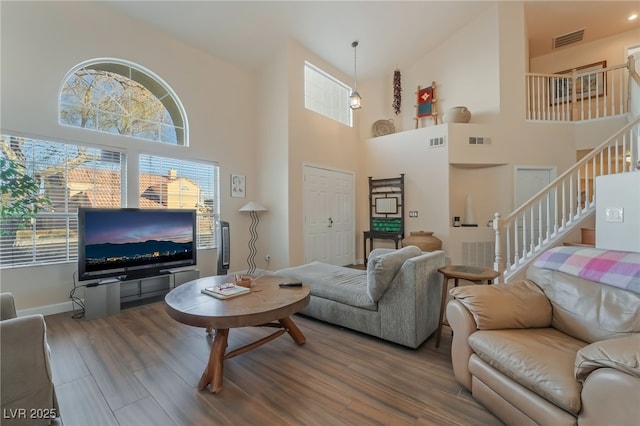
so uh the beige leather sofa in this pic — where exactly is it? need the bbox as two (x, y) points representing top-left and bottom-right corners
(1, 293), (61, 426)
(446, 247), (640, 426)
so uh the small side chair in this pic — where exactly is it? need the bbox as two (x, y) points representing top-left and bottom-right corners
(1, 292), (61, 425)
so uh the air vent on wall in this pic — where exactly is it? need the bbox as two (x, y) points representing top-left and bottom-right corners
(553, 28), (585, 49)
(469, 136), (491, 145)
(462, 241), (495, 268)
(429, 136), (446, 147)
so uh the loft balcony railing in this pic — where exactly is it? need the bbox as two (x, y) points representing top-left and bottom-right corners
(492, 56), (640, 282)
(526, 56), (638, 122)
(493, 116), (640, 282)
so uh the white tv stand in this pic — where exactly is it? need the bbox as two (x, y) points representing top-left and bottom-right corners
(83, 268), (200, 320)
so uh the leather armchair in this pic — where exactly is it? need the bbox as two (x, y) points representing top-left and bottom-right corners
(0, 293), (61, 426)
(446, 272), (640, 426)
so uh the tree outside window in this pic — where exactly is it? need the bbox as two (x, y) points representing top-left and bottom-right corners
(59, 60), (186, 145)
(1, 59), (218, 269)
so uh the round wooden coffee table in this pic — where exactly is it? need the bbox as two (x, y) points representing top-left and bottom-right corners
(435, 265), (500, 348)
(165, 274), (310, 393)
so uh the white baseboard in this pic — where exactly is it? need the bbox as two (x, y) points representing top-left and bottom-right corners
(17, 300), (80, 317)
(230, 268), (274, 276)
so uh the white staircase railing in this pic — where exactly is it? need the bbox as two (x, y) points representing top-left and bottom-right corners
(493, 116), (640, 282)
(526, 56), (635, 121)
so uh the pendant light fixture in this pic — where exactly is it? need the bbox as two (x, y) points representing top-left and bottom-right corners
(349, 40), (362, 110)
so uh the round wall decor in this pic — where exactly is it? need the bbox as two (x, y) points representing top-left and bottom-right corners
(372, 119), (395, 137)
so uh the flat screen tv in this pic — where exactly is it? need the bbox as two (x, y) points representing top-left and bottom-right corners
(78, 208), (197, 282)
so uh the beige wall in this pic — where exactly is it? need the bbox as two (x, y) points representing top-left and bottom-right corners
(365, 128), (450, 253)
(0, 1), (256, 310)
(498, 2), (528, 124)
(361, 2), (604, 263)
(284, 41), (365, 267)
(359, 3), (505, 262)
(255, 42), (290, 271)
(530, 28), (640, 74)
(1, 1), (634, 312)
(359, 3), (502, 140)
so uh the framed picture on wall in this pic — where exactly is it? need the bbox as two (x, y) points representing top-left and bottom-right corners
(231, 174), (245, 198)
(551, 60), (606, 104)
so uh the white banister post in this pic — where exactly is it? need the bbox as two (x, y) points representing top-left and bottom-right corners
(571, 69), (578, 121)
(493, 212), (504, 282)
(628, 55), (635, 114)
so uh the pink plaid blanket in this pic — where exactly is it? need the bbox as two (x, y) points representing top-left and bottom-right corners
(534, 246), (640, 294)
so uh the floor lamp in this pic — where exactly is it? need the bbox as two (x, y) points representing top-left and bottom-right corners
(239, 201), (267, 275)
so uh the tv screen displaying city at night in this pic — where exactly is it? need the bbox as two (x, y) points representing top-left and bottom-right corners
(78, 208), (196, 281)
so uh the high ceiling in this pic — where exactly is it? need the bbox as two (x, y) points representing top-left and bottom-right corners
(100, 1), (640, 80)
(525, 1), (639, 58)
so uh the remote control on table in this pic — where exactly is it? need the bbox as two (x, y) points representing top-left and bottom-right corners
(279, 282), (303, 287)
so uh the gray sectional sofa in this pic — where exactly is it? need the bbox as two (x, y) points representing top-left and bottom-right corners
(274, 246), (447, 348)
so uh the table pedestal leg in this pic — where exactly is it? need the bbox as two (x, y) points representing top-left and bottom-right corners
(436, 277), (460, 348)
(198, 328), (228, 393)
(279, 317), (306, 345)
(435, 276), (448, 348)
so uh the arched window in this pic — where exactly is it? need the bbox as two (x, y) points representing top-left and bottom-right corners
(59, 59), (188, 145)
(0, 61), (220, 269)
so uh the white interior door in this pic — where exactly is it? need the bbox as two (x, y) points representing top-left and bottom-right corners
(304, 168), (331, 264)
(329, 170), (354, 265)
(303, 165), (354, 265)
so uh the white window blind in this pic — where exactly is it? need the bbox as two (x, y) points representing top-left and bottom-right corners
(139, 154), (218, 249)
(304, 62), (352, 127)
(0, 135), (125, 267)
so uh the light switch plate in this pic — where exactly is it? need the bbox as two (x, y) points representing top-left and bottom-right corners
(605, 207), (624, 223)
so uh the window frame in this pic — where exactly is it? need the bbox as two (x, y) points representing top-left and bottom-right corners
(138, 154), (219, 250)
(1, 57), (221, 270)
(59, 58), (189, 146)
(0, 135), (126, 268)
(304, 61), (353, 127)
(0, 134), (221, 269)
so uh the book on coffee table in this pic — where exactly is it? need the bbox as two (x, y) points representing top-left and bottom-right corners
(201, 283), (250, 299)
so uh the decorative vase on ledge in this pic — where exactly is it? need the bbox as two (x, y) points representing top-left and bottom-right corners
(442, 106), (471, 123)
(403, 231), (442, 252)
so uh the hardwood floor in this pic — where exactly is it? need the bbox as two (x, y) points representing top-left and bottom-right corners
(45, 302), (502, 426)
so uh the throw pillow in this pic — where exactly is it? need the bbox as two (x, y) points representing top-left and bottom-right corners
(367, 245), (422, 302)
(367, 248), (397, 270)
(450, 280), (552, 329)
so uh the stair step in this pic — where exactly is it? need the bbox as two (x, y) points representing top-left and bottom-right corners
(581, 228), (595, 245)
(563, 242), (595, 248)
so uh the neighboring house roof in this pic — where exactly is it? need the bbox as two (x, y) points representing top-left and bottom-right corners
(68, 191), (161, 209)
(52, 168), (198, 209)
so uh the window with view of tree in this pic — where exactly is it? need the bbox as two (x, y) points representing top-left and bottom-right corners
(0, 136), (125, 267)
(1, 59), (219, 269)
(60, 60), (187, 145)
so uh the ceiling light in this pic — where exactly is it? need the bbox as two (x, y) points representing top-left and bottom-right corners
(349, 41), (362, 110)
(629, 13), (638, 21)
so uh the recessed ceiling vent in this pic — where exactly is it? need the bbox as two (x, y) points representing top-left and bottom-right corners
(553, 28), (585, 49)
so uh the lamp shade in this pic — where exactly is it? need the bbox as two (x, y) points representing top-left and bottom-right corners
(239, 201), (267, 212)
(349, 91), (362, 110)
(349, 40), (361, 110)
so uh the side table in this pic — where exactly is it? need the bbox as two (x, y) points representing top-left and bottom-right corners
(435, 265), (500, 348)
(363, 230), (403, 263)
